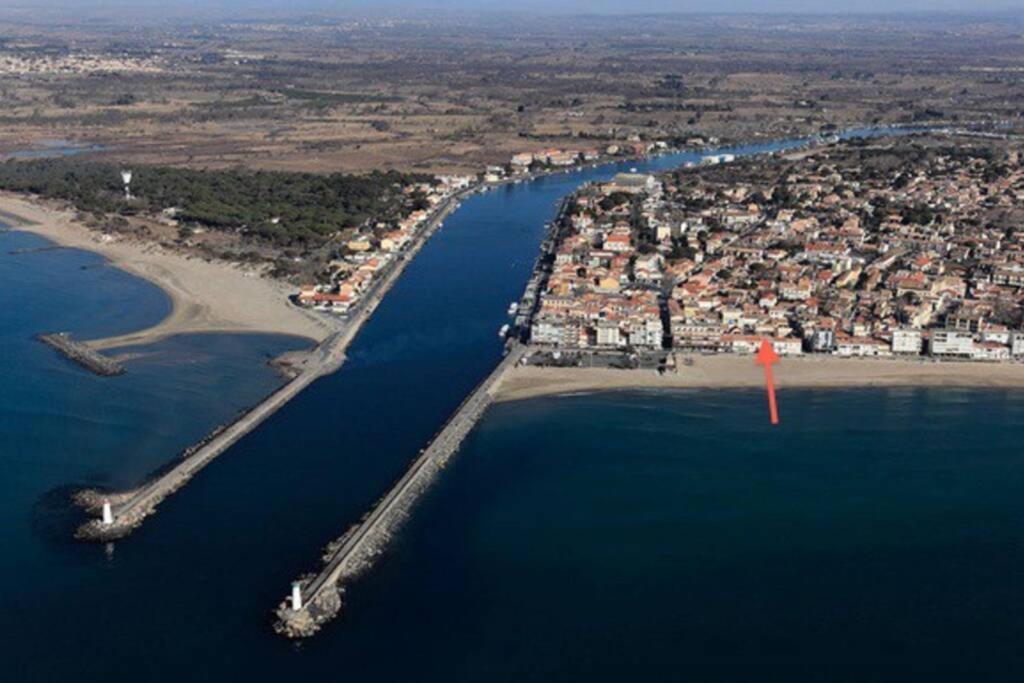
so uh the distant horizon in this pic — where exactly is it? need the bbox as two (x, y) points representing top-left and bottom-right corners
(4, 0), (1023, 20)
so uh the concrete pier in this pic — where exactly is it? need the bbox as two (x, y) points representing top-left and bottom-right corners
(74, 190), (470, 543)
(274, 344), (525, 638)
(75, 339), (343, 541)
(38, 332), (124, 376)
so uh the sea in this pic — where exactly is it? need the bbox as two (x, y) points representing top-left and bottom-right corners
(3, 129), (1022, 682)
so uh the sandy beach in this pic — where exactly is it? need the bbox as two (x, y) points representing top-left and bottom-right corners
(493, 354), (1024, 402)
(0, 192), (332, 349)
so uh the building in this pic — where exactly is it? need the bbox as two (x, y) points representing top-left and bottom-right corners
(510, 152), (534, 168)
(834, 336), (892, 357)
(891, 328), (923, 354)
(722, 335), (801, 356)
(809, 328), (834, 352)
(609, 173), (658, 194)
(972, 342), (1010, 362)
(1011, 332), (1024, 356)
(928, 329), (974, 357)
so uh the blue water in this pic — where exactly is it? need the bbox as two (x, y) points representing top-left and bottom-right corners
(5, 127), (1014, 681)
(7, 141), (107, 159)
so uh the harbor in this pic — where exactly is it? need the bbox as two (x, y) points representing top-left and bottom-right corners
(72, 188), (470, 541)
(262, 126), (917, 638)
(4, 125), (992, 680)
(49, 126), (919, 621)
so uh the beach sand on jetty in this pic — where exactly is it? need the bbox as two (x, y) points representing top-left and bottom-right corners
(0, 192), (330, 349)
(493, 354), (1024, 402)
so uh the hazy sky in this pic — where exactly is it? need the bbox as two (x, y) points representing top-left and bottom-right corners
(13, 0), (1024, 15)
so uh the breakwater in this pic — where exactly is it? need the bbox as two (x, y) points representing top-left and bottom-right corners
(75, 334), (345, 541)
(73, 190), (469, 541)
(274, 344), (526, 638)
(38, 332), (124, 376)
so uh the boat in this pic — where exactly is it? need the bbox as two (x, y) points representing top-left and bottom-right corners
(507, 302), (519, 316)
(498, 324), (510, 339)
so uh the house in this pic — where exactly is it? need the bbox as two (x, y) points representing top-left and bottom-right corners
(972, 342), (1010, 362)
(347, 237), (372, 252)
(510, 152), (534, 168)
(603, 233), (632, 253)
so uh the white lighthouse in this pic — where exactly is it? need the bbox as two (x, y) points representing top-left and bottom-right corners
(120, 169), (133, 201)
(291, 582), (303, 611)
(101, 500), (114, 526)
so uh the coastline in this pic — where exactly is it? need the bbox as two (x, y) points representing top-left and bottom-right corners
(0, 191), (332, 349)
(69, 184), (469, 541)
(493, 354), (1024, 402)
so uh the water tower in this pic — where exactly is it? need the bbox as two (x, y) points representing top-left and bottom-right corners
(120, 169), (133, 201)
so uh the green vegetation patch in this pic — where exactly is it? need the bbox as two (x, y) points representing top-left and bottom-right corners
(0, 158), (429, 246)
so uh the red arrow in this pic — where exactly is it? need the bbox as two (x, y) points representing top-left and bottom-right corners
(755, 339), (780, 425)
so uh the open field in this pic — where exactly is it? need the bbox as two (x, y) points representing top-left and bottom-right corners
(0, 13), (1021, 174)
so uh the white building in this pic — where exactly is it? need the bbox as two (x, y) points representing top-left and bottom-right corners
(722, 335), (801, 356)
(510, 152), (534, 168)
(891, 328), (923, 354)
(1010, 332), (1024, 356)
(596, 321), (623, 347)
(928, 329), (974, 357)
(609, 173), (658, 195)
(972, 342), (1010, 362)
(834, 337), (892, 357)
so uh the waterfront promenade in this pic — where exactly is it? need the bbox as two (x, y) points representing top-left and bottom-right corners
(75, 190), (468, 541)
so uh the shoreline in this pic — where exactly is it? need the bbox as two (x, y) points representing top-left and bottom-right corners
(0, 192), (333, 349)
(493, 355), (1024, 402)
(70, 184), (468, 542)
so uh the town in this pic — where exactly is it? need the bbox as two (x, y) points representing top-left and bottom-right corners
(526, 133), (1024, 364)
(294, 174), (473, 315)
(292, 139), (692, 315)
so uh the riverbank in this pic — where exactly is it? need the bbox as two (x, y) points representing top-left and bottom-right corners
(0, 192), (332, 349)
(493, 355), (1024, 402)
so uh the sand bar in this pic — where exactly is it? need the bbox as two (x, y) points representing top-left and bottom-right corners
(494, 354), (1024, 402)
(0, 192), (331, 349)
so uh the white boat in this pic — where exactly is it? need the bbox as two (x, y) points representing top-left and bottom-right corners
(507, 302), (519, 316)
(498, 324), (510, 338)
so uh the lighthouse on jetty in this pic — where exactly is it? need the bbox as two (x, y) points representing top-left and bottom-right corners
(101, 500), (113, 526)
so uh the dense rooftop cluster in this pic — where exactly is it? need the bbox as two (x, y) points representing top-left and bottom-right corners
(530, 135), (1024, 361)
